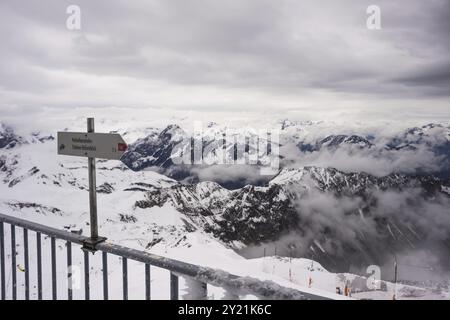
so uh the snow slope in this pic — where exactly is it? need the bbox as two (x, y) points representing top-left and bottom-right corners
(0, 130), (343, 300)
(1, 123), (449, 300)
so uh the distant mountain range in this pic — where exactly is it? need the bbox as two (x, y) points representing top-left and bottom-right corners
(119, 122), (450, 184)
(1, 121), (449, 275)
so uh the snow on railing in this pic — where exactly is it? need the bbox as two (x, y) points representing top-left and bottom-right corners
(0, 213), (331, 300)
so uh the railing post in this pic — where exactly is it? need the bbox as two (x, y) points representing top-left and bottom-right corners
(145, 264), (151, 300)
(102, 251), (108, 300)
(82, 118), (106, 252)
(122, 257), (128, 300)
(11, 225), (16, 300)
(87, 118), (98, 240)
(67, 242), (73, 300)
(51, 237), (57, 300)
(23, 228), (29, 300)
(170, 272), (179, 300)
(84, 250), (90, 300)
(36, 232), (42, 300)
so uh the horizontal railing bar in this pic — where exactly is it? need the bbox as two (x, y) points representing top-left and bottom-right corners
(0, 213), (330, 300)
(96, 242), (202, 278)
(94, 242), (326, 300)
(0, 214), (86, 245)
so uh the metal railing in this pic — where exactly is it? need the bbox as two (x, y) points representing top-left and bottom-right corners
(0, 213), (330, 300)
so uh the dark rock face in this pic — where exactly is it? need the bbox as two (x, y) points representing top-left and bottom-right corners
(213, 185), (299, 243)
(8, 166), (40, 187)
(277, 167), (446, 197)
(297, 135), (374, 152)
(136, 182), (298, 245)
(0, 124), (24, 149)
(317, 135), (374, 150)
(7, 201), (63, 215)
(119, 213), (137, 223)
(30, 132), (54, 143)
(97, 182), (115, 194)
(121, 125), (184, 171)
(1, 124), (55, 150)
(121, 124), (273, 188)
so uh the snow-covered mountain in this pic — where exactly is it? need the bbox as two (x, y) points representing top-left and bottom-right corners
(135, 166), (450, 271)
(298, 135), (374, 152)
(121, 124), (184, 171)
(1, 121), (449, 299)
(0, 123), (23, 149)
(121, 123), (275, 187)
(119, 122), (450, 186)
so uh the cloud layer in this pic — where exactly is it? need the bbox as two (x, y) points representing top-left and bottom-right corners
(0, 0), (449, 122)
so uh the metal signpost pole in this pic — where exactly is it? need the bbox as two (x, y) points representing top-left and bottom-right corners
(58, 118), (128, 250)
(87, 118), (99, 240)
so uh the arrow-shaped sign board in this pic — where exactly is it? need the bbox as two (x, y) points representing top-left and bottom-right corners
(57, 132), (127, 160)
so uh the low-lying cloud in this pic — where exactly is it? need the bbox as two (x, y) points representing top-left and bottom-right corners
(281, 124), (450, 177)
(241, 185), (450, 280)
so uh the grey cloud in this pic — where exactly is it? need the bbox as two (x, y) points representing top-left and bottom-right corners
(0, 0), (449, 116)
(190, 165), (268, 187)
(393, 62), (450, 94)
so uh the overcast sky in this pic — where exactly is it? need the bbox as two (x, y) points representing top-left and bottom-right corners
(0, 0), (449, 125)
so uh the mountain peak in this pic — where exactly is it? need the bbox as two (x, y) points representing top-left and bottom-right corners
(317, 134), (373, 149)
(0, 123), (24, 149)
